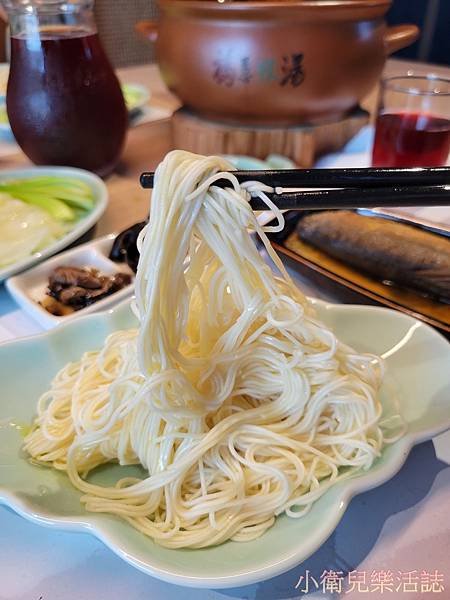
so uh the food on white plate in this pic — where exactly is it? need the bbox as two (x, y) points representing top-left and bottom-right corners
(0, 175), (95, 220)
(121, 83), (148, 112)
(0, 70), (8, 98)
(0, 193), (65, 268)
(24, 151), (404, 549)
(0, 104), (8, 125)
(41, 265), (132, 316)
(0, 176), (96, 267)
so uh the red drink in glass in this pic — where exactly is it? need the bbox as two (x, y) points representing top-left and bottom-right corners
(372, 75), (450, 168)
(7, 24), (128, 176)
(372, 111), (450, 167)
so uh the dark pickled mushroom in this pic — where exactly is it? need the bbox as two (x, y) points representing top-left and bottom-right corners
(109, 221), (147, 273)
(49, 266), (104, 290)
(43, 266), (132, 314)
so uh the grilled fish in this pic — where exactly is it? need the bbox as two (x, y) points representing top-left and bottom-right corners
(297, 211), (450, 300)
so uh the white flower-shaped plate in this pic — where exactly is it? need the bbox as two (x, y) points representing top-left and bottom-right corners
(0, 298), (449, 588)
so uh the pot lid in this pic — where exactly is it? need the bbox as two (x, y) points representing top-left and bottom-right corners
(159, 0), (392, 19)
(165, 0), (391, 5)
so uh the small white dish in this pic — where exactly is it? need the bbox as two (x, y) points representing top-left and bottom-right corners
(6, 234), (134, 329)
(0, 166), (108, 282)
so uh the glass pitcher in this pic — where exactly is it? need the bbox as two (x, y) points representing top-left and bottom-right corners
(1, 0), (128, 176)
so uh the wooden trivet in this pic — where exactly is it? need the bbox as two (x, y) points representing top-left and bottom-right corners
(172, 107), (370, 167)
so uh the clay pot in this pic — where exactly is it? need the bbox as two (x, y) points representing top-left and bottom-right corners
(137, 0), (419, 125)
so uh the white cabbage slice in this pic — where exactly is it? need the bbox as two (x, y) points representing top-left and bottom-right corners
(0, 193), (66, 268)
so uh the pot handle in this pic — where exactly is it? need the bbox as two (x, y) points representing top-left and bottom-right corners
(384, 24), (420, 55)
(135, 20), (159, 43)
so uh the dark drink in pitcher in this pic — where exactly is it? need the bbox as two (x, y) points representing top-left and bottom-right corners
(4, 2), (128, 176)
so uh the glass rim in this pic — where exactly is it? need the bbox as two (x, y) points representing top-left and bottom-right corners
(1, 0), (93, 14)
(382, 75), (450, 97)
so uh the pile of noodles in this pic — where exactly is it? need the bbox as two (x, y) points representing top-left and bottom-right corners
(24, 151), (403, 548)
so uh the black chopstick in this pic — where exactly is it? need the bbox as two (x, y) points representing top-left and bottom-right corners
(140, 166), (450, 190)
(249, 185), (450, 211)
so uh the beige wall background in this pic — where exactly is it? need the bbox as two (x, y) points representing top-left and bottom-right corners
(95, 0), (158, 67)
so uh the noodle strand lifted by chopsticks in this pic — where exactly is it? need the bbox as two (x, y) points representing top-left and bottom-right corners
(24, 151), (403, 548)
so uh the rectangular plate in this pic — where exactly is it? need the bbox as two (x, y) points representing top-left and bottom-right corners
(6, 234), (134, 329)
(265, 211), (450, 336)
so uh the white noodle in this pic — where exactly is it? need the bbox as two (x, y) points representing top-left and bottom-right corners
(24, 151), (404, 548)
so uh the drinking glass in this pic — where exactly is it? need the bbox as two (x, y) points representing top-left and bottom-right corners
(2, 0), (128, 176)
(372, 75), (450, 168)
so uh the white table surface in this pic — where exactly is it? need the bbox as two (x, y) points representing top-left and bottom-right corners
(1, 146), (450, 599)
